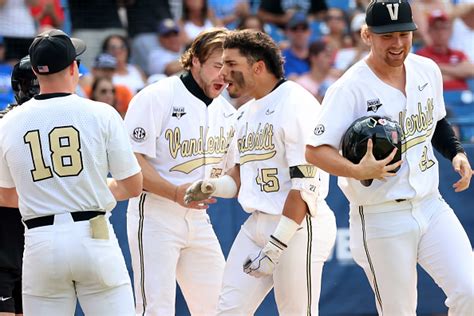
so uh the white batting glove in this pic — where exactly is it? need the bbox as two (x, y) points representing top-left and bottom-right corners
(184, 180), (215, 204)
(243, 236), (286, 278)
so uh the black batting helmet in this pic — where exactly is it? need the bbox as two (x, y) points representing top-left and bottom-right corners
(11, 55), (39, 105)
(342, 115), (402, 186)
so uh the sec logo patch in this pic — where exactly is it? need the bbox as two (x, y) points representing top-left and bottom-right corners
(314, 124), (325, 135)
(132, 127), (147, 142)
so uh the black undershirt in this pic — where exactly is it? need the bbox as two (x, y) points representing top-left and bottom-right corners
(180, 71), (213, 106)
(431, 117), (466, 160)
(34, 93), (72, 100)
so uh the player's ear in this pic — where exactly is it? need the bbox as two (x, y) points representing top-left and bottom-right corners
(253, 60), (265, 75)
(361, 25), (371, 46)
(192, 56), (201, 68)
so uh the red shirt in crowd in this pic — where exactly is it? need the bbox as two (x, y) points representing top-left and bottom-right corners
(30, 0), (64, 28)
(416, 46), (469, 91)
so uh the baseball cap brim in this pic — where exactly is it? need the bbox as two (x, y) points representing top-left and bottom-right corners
(370, 22), (417, 34)
(71, 38), (86, 57)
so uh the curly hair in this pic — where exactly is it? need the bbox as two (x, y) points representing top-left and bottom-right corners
(180, 28), (229, 70)
(223, 30), (284, 79)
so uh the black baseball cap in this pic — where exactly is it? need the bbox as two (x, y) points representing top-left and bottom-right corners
(29, 29), (86, 75)
(366, 0), (417, 34)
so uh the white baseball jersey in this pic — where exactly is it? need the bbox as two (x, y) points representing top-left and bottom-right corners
(235, 80), (325, 215)
(124, 75), (236, 188)
(125, 73), (232, 315)
(0, 94), (140, 220)
(309, 53), (446, 206)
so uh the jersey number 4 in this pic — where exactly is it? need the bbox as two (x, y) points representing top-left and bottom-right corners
(24, 126), (84, 181)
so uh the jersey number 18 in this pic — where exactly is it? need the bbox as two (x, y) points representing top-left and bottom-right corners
(24, 126), (84, 181)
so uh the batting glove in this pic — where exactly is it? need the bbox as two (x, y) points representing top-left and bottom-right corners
(243, 236), (286, 278)
(184, 180), (215, 204)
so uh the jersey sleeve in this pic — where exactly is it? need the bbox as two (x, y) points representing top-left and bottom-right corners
(432, 61), (447, 121)
(307, 82), (358, 150)
(107, 109), (141, 180)
(124, 82), (171, 158)
(281, 89), (320, 167)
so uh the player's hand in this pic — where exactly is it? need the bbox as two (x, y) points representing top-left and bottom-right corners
(184, 180), (216, 204)
(176, 183), (216, 209)
(243, 237), (285, 278)
(355, 139), (402, 181)
(452, 153), (472, 192)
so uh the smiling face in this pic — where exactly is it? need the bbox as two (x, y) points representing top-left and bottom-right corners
(220, 48), (256, 99)
(193, 49), (226, 99)
(367, 30), (412, 67)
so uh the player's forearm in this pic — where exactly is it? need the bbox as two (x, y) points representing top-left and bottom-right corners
(305, 144), (358, 179)
(281, 189), (308, 225)
(108, 172), (143, 201)
(135, 153), (178, 201)
(0, 187), (19, 208)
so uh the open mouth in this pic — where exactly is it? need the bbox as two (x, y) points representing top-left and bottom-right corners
(213, 83), (224, 90)
(389, 50), (403, 57)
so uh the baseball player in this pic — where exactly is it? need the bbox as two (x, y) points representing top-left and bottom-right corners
(185, 30), (337, 315)
(123, 28), (236, 316)
(0, 29), (143, 316)
(305, 1), (473, 315)
(0, 55), (39, 316)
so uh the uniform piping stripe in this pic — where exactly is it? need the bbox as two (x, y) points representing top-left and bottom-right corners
(305, 214), (313, 315)
(359, 206), (383, 314)
(138, 193), (147, 315)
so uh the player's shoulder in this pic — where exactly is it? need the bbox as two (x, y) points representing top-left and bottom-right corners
(280, 80), (320, 109)
(132, 75), (178, 102)
(406, 53), (438, 70)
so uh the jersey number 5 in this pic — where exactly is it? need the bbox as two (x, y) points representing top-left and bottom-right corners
(256, 168), (280, 193)
(24, 126), (84, 181)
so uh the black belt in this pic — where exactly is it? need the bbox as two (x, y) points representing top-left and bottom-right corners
(395, 199), (407, 202)
(24, 211), (106, 229)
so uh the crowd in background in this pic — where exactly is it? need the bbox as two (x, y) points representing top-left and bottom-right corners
(1, 0), (474, 140)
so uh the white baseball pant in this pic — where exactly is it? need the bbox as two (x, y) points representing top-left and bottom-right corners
(217, 201), (337, 316)
(350, 194), (474, 316)
(127, 193), (225, 316)
(22, 213), (134, 316)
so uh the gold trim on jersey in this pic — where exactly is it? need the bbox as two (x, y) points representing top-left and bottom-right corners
(169, 156), (223, 174)
(399, 98), (435, 153)
(240, 151), (276, 165)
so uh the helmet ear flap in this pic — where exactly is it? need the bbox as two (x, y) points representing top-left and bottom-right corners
(341, 115), (403, 187)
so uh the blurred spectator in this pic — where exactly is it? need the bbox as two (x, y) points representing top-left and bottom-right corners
(237, 14), (265, 32)
(410, 0), (473, 47)
(257, 0), (327, 28)
(0, 37), (14, 109)
(296, 40), (337, 102)
(0, 0), (37, 62)
(350, 0), (370, 14)
(124, 0), (173, 74)
(83, 53), (133, 117)
(450, 0), (474, 63)
(416, 11), (474, 91)
(208, 0), (249, 28)
(90, 77), (118, 110)
(282, 12), (311, 80)
(180, 0), (214, 45)
(30, 0), (64, 31)
(148, 19), (184, 76)
(333, 12), (369, 76)
(68, 0), (125, 68)
(102, 34), (146, 94)
(322, 7), (351, 51)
